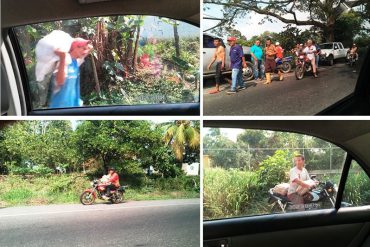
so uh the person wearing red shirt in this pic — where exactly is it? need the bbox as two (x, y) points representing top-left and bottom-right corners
(275, 42), (284, 81)
(102, 167), (120, 199)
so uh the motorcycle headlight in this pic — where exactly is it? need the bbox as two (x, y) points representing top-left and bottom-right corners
(299, 55), (304, 59)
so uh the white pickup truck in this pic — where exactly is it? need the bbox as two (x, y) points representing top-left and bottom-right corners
(319, 42), (348, 66)
(203, 33), (254, 81)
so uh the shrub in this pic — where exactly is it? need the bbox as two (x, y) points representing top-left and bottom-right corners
(203, 168), (260, 219)
(257, 149), (292, 189)
(343, 170), (370, 206)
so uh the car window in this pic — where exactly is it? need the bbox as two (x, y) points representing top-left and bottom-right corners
(203, 128), (346, 220)
(14, 15), (200, 110)
(342, 160), (370, 207)
(203, 35), (216, 48)
(203, 1), (369, 116)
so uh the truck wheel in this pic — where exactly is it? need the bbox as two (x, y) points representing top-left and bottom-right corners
(242, 62), (254, 81)
(328, 55), (334, 66)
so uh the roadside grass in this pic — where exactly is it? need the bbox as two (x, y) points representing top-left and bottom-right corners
(0, 174), (199, 207)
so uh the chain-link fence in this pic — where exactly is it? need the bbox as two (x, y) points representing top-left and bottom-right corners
(204, 146), (346, 174)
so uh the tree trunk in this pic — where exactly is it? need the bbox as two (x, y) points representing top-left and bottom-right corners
(132, 24), (141, 73)
(90, 54), (101, 95)
(174, 22), (180, 57)
(125, 30), (135, 77)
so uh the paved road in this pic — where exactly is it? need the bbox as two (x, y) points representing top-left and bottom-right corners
(0, 199), (200, 247)
(203, 63), (359, 115)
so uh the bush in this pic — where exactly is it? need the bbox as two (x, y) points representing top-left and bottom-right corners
(343, 170), (370, 206)
(203, 168), (260, 219)
(257, 150), (292, 189)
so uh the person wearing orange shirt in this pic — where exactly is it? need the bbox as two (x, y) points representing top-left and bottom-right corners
(102, 167), (120, 199)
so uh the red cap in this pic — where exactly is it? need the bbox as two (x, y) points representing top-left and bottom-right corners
(227, 36), (237, 41)
(70, 38), (91, 51)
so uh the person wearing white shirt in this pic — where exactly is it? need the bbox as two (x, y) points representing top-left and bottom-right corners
(303, 39), (318, 78)
(287, 154), (315, 211)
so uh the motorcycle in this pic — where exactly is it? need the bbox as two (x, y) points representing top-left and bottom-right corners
(268, 178), (341, 213)
(295, 54), (313, 80)
(276, 56), (293, 73)
(347, 53), (357, 67)
(80, 179), (126, 205)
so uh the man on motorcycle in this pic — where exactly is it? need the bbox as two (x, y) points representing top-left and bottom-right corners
(102, 167), (120, 200)
(302, 40), (318, 78)
(287, 154), (316, 211)
(347, 43), (358, 62)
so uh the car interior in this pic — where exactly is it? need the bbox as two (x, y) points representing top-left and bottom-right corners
(203, 120), (370, 247)
(1, 0), (200, 116)
(318, 47), (370, 116)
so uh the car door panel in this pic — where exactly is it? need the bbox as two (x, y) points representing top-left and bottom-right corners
(204, 207), (370, 247)
(29, 102), (200, 116)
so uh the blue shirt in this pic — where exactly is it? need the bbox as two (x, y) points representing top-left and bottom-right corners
(49, 59), (81, 108)
(250, 44), (263, 61)
(229, 44), (244, 69)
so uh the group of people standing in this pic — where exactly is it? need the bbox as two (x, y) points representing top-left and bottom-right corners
(207, 36), (321, 94)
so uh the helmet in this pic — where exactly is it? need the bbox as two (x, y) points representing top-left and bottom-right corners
(275, 42), (280, 46)
(108, 167), (116, 172)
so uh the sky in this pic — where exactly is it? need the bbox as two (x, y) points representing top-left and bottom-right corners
(203, 127), (244, 142)
(140, 16), (198, 39)
(203, 3), (314, 39)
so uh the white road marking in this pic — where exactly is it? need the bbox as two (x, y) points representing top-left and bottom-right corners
(0, 202), (199, 218)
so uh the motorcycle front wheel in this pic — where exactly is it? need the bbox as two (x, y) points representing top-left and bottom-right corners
(80, 191), (95, 205)
(270, 202), (284, 214)
(295, 65), (304, 80)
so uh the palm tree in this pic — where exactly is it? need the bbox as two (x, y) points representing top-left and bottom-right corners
(163, 120), (200, 161)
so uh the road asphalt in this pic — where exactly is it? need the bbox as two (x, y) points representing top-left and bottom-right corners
(203, 62), (359, 115)
(0, 198), (200, 247)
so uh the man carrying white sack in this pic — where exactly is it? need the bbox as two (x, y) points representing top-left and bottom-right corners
(49, 38), (93, 108)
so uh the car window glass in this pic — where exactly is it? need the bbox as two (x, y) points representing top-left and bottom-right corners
(342, 160), (370, 207)
(203, 35), (216, 48)
(203, 128), (346, 220)
(14, 15), (200, 110)
(203, 2), (369, 115)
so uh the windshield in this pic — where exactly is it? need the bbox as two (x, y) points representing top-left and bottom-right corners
(320, 43), (334, 49)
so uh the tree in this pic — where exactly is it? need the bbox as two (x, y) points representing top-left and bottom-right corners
(204, 0), (368, 42)
(163, 120), (200, 162)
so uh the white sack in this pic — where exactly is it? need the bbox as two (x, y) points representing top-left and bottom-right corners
(35, 30), (74, 81)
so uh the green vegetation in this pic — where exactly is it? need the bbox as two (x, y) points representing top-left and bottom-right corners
(0, 174), (199, 207)
(0, 120), (200, 207)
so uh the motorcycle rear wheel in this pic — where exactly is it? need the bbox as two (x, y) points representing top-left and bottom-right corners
(113, 192), (124, 204)
(80, 191), (95, 205)
(281, 62), (291, 73)
(295, 65), (304, 80)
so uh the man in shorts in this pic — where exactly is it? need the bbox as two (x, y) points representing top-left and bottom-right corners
(303, 39), (318, 78)
(264, 38), (276, 84)
(207, 38), (226, 94)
